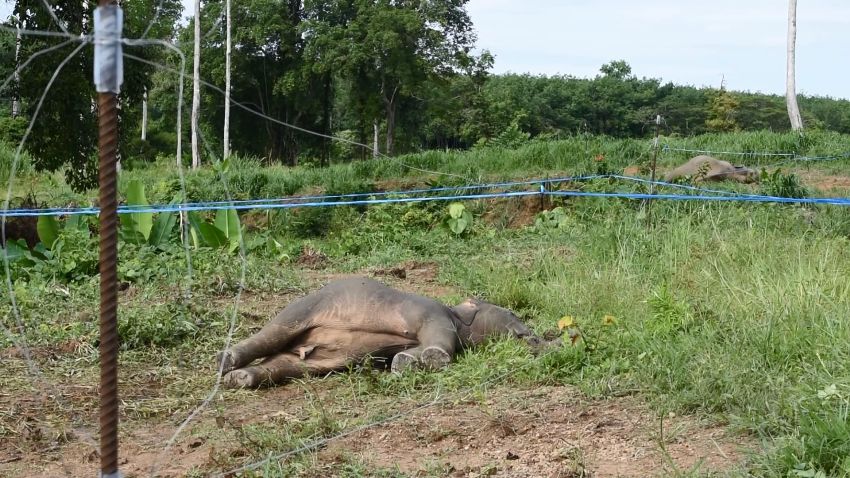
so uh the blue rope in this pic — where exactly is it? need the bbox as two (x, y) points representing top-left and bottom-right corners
(1, 174), (848, 217)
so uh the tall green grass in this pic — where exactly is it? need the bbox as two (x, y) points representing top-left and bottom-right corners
(13, 129), (847, 206)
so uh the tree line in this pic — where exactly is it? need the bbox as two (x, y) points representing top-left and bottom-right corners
(2, 1), (849, 192)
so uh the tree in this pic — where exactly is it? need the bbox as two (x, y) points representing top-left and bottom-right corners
(223, 0), (231, 158)
(308, 0), (476, 157)
(7, 0), (181, 191)
(191, 0), (202, 168)
(705, 86), (740, 132)
(189, 0), (320, 165)
(786, 0), (804, 131)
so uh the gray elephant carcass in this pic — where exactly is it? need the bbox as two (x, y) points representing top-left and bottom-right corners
(664, 155), (758, 183)
(217, 277), (551, 388)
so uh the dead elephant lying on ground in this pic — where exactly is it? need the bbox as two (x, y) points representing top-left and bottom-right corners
(217, 277), (557, 388)
(664, 155), (758, 184)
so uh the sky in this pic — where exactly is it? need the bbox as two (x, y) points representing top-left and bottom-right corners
(2, 0), (849, 99)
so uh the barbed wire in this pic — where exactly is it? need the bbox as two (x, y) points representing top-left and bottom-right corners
(0, 24), (82, 39)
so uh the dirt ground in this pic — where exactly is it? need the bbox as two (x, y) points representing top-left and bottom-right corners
(319, 386), (749, 478)
(1, 381), (751, 478)
(1, 261), (753, 478)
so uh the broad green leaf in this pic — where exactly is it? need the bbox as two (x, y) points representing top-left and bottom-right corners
(448, 202), (465, 219)
(187, 212), (204, 248)
(214, 209), (241, 240)
(448, 217), (466, 235)
(120, 180), (153, 242)
(197, 222), (228, 248)
(36, 215), (60, 249)
(148, 212), (177, 247)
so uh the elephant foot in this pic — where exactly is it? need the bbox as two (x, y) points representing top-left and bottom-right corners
(391, 352), (419, 374)
(420, 346), (451, 371)
(222, 369), (256, 389)
(216, 349), (239, 374)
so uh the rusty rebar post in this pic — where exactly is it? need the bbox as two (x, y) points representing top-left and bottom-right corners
(98, 90), (119, 476)
(94, 2), (123, 476)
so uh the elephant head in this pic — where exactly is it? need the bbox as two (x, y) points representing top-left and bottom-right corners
(450, 298), (560, 352)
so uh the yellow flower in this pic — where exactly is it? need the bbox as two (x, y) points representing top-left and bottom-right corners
(558, 316), (575, 330)
(602, 315), (617, 326)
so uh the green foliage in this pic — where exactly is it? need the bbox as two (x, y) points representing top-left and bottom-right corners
(10, 0), (183, 192)
(534, 207), (574, 230)
(760, 169), (809, 199)
(646, 284), (694, 337)
(187, 209), (242, 252)
(120, 180), (154, 243)
(705, 88), (740, 132)
(12, 226), (98, 281)
(479, 120), (531, 150)
(35, 215), (60, 249)
(118, 304), (199, 349)
(119, 180), (178, 247)
(756, 398), (850, 478)
(444, 202), (473, 235)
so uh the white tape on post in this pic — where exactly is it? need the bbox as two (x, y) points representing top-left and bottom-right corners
(93, 5), (124, 94)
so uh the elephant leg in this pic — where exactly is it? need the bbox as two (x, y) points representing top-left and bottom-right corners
(222, 351), (348, 389)
(391, 317), (458, 373)
(218, 295), (322, 373)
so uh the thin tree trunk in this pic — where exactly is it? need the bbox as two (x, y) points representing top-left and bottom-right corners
(141, 87), (148, 141)
(385, 101), (395, 156)
(381, 83), (398, 156)
(372, 120), (379, 159)
(321, 74), (331, 167)
(12, 23), (21, 117)
(191, 0), (202, 169)
(223, 0), (232, 158)
(786, 0), (804, 131)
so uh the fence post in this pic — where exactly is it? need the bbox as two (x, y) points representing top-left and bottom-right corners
(93, 2), (123, 476)
(645, 114), (662, 223)
(539, 176), (548, 211)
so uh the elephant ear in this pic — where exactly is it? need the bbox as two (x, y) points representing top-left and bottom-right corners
(452, 298), (481, 326)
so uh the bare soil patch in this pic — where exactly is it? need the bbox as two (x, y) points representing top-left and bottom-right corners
(481, 195), (550, 229)
(796, 170), (850, 194)
(319, 385), (750, 478)
(1, 383), (753, 478)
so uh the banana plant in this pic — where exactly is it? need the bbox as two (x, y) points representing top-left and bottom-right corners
(187, 208), (242, 253)
(119, 180), (177, 248)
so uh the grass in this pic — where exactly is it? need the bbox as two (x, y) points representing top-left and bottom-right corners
(2, 130), (850, 476)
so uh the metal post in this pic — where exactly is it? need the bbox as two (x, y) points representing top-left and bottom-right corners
(93, 2), (123, 476)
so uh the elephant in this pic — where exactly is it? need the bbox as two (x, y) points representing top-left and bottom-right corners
(664, 155), (758, 184)
(216, 277), (555, 388)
